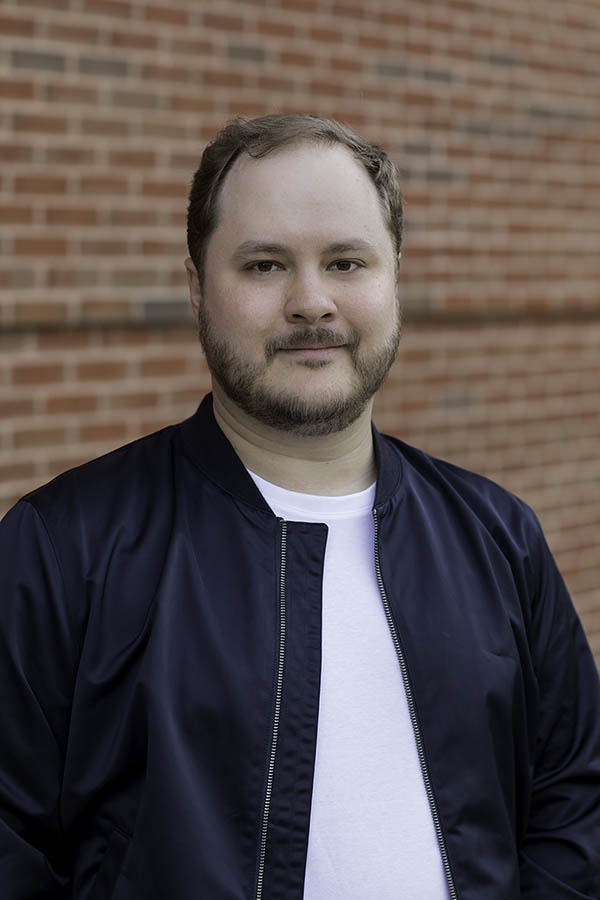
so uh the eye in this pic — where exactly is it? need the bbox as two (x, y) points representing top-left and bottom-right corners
(246, 260), (283, 274)
(328, 259), (362, 273)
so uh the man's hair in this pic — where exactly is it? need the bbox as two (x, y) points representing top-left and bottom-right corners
(186, 114), (403, 280)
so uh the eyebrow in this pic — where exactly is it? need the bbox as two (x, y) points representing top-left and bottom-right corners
(231, 238), (378, 259)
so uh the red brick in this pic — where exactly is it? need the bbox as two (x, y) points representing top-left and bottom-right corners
(46, 83), (98, 104)
(46, 269), (97, 288)
(47, 23), (99, 42)
(332, 0), (364, 17)
(140, 357), (188, 376)
(110, 391), (159, 409)
(47, 394), (99, 414)
(109, 209), (158, 226)
(403, 90), (436, 107)
(203, 70), (244, 88)
(101, 330), (149, 347)
(109, 150), (156, 167)
(110, 30), (157, 50)
(14, 237), (68, 256)
(45, 147), (95, 165)
(79, 422), (128, 442)
(142, 64), (188, 82)
(169, 95), (213, 113)
(83, 0), (131, 16)
(80, 174), (128, 194)
(280, 50), (315, 67)
(46, 206), (98, 226)
(379, 10), (411, 25)
(170, 39), (213, 55)
(0, 270), (35, 290)
(0, 398), (34, 417)
(0, 79), (34, 100)
(144, 5), (188, 25)
(13, 114), (68, 134)
(329, 56), (363, 73)
(308, 80), (346, 97)
(82, 300), (132, 320)
(0, 144), (33, 163)
(0, 462), (36, 481)
(141, 179), (186, 199)
(77, 360), (128, 380)
(80, 240), (129, 255)
(13, 362), (64, 385)
(0, 205), (33, 224)
(257, 19), (295, 38)
(38, 332), (91, 349)
(0, 14), (35, 35)
(357, 34), (389, 50)
(81, 118), (130, 136)
(14, 302), (68, 323)
(258, 75), (295, 93)
(280, 0), (318, 10)
(203, 13), (243, 30)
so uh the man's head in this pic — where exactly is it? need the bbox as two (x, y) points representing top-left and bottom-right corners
(185, 115), (403, 437)
(187, 114), (403, 285)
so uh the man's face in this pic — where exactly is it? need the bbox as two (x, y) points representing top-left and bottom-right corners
(186, 142), (401, 436)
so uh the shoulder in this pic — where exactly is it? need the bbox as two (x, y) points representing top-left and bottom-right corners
(21, 420), (183, 518)
(6, 420), (196, 572)
(379, 431), (544, 559)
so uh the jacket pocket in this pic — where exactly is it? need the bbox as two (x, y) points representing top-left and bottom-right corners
(89, 827), (130, 900)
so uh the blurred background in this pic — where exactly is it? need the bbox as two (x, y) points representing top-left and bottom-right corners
(0, 0), (599, 662)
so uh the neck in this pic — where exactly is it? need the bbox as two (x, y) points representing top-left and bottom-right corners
(211, 385), (377, 496)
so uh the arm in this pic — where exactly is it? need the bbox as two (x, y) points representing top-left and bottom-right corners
(0, 500), (77, 898)
(520, 520), (600, 898)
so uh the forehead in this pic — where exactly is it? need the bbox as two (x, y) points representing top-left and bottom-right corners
(211, 142), (392, 250)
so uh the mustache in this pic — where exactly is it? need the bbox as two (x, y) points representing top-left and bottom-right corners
(265, 327), (359, 360)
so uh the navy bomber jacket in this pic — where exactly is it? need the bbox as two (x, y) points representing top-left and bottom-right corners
(1, 394), (599, 900)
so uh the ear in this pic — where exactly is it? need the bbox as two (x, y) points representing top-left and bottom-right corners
(185, 257), (202, 324)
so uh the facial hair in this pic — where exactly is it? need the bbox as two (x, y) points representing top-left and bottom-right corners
(196, 305), (401, 437)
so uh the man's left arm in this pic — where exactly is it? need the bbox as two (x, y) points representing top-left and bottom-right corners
(519, 518), (600, 898)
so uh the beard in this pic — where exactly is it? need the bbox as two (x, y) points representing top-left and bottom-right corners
(196, 305), (401, 437)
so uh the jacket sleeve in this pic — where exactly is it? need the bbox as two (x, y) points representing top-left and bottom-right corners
(519, 516), (600, 899)
(0, 499), (76, 898)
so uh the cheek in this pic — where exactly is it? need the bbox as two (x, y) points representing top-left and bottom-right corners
(346, 282), (397, 335)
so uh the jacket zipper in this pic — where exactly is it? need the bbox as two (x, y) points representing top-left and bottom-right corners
(372, 508), (458, 900)
(255, 519), (287, 900)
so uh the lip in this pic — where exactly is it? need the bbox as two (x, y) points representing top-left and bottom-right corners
(279, 346), (344, 356)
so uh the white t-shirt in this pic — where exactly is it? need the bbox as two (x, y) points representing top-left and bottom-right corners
(249, 472), (450, 900)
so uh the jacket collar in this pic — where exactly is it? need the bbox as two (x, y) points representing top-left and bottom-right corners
(179, 393), (404, 513)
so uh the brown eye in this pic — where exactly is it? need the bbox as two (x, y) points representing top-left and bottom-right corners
(329, 260), (359, 272)
(250, 261), (280, 273)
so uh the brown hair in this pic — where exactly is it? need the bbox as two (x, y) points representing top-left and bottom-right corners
(186, 114), (402, 280)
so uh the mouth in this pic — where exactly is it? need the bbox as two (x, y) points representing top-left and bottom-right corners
(278, 345), (344, 357)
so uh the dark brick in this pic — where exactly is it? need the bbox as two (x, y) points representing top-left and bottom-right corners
(404, 142), (433, 156)
(142, 299), (192, 323)
(79, 56), (129, 77)
(422, 67), (453, 82)
(11, 49), (65, 71)
(227, 44), (268, 62)
(485, 52), (519, 67)
(374, 62), (408, 79)
(529, 105), (592, 123)
(112, 89), (158, 108)
(425, 169), (456, 183)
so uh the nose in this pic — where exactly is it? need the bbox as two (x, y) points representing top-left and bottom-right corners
(284, 271), (337, 324)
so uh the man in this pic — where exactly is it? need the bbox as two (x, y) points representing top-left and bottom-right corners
(0, 115), (599, 900)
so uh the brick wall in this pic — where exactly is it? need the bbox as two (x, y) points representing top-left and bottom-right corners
(1, 0), (599, 659)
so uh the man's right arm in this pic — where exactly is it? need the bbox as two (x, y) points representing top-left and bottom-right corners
(0, 499), (76, 898)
